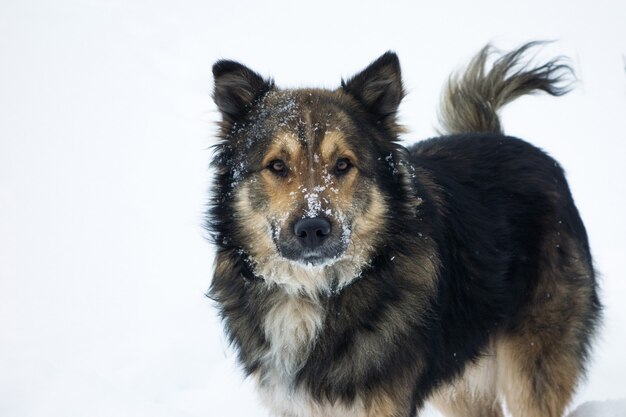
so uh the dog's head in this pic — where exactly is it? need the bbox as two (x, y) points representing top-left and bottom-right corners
(211, 53), (410, 295)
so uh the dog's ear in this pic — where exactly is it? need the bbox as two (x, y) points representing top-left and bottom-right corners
(341, 52), (404, 123)
(212, 60), (273, 121)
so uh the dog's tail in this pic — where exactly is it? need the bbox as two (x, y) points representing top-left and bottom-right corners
(438, 41), (574, 135)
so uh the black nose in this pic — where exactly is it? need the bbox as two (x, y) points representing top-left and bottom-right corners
(293, 217), (331, 248)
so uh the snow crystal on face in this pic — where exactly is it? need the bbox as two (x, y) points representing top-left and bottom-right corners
(270, 212), (290, 244)
(333, 211), (352, 246)
(303, 191), (322, 218)
(299, 158), (333, 218)
(231, 160), (246, 183)
(385, 153), (394, 165)
(224, 92), (301, 188)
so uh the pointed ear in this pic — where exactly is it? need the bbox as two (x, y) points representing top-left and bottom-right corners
(341, 52), (404, 122)
(212, 60), (273, 121)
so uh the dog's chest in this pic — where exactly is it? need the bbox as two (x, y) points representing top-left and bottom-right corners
(257, 293), (354, 416)
(261, 292), (325, 375)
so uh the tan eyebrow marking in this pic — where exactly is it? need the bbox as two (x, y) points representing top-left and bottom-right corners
(319, 131), (357, 166)
(261, 132), (301, 167)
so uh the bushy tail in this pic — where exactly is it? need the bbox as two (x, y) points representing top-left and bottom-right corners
(438, 41), (575, 135)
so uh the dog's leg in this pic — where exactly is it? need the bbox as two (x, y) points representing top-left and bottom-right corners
(496, 333), (583, 417)
(366, 388), (417, 417)
(496, 238), (598, 417)
(429, 353), (503, 417)
(431, 392), (503, 417)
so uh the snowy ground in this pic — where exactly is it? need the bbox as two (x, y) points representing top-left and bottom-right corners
(1, 0), (625, 416)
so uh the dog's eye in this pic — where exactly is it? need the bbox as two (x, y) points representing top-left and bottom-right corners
(268, 159), (287, 176)
(334, 158), (352, 175)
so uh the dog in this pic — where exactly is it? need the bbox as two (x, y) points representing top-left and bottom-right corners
(207, 42), (601, 417)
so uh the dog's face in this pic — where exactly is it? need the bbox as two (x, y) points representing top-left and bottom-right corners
(212, 53), (406, 294)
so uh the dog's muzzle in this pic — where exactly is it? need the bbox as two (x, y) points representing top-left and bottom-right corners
(276, 216), (347, 266)
(293, 217), (332, 249)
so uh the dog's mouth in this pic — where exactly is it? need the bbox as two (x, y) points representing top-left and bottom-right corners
(278, 240), (349, 267)
(299, 250), (339, 267)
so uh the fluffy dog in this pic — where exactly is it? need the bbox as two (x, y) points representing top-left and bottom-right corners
(207, 42), (601, 417)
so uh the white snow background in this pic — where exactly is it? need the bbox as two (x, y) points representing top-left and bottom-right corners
(1, 0), (625, 416)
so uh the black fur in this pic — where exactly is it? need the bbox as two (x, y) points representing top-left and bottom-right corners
(212, 60), (274, 124)
(342, 51), (405, 125)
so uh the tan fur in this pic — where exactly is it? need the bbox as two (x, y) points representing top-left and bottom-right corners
(261, 132), (302, 167)
(319, 131), (358, 167)
(343, 182), (388, 276)
(366, 391), (404, 417)
(430, 348), (504, 417)
(233, 182), (275, 259)
(260, 136), (304, 217)
(496, 337), (580, 417)
(433, 393), (504, 417)
(214, 251), (236, 279)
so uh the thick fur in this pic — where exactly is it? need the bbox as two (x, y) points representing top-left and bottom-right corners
(438, 41), (573, 135)
(207, 43), (601, 417)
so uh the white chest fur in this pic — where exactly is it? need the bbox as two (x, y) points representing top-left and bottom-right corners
(261, 292), (325, 376)
(258, 291), (360, 417)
